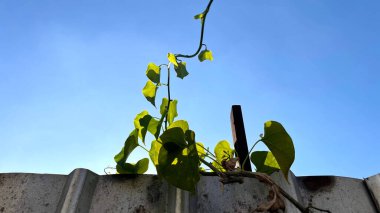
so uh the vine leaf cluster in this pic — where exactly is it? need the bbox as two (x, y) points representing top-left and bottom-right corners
(112, 1), (329, 212)
(114, 0), (294, 193)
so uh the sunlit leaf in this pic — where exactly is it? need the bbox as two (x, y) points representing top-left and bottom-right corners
(213, 140), (234, 172)
(134, 111), (159, 144)
(167, 53), (178, 66)
(114, 129), (139, 164)
(174, 61), (189, 79)
(160, 98), (169, 115)
(149, 139), (162, 166)
(146, 63), (160, 83)
(251, 151), (280, 175)
(159, 98), (178, 125)
(116, 158), (149, 174)
(261, 121), (295, 180)
(157, 130), (200, 192)
(142, 80), (158, 106)
(214, 140), (234, 162)
(198, 49), (213, 62)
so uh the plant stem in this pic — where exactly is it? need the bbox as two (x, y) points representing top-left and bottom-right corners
(138, 145), (149, 153)
(164, 65), (171, 130)
(175, 0), (214, 59)
(199, 158), (226, 178)
(241, 139), (261, 170)
(205, 155), (219, 165)
(228, 171), (308, 212)
(199, 170), (314, 212)
(197, 143), (217, 159)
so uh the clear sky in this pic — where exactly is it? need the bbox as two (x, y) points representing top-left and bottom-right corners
(1, 0), (379, 178)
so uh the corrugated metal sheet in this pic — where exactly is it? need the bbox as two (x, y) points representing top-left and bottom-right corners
(0, 169), (379, 213)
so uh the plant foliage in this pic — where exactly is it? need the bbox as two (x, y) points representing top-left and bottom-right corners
(114, 0), (295, 193)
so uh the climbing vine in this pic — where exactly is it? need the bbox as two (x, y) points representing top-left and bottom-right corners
(114, 1), (330, 212)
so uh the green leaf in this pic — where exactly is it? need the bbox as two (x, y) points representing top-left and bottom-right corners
(160, 98), (169, 115)
(196, 142), (206, 159)
(213, 140), (234, 172)
(214, 140), (234, 162)
(167, 53), (178, 66)
(142, 80), (158, 106)
(174, 61), (189, 79)
(261, 121), (295, 180)
(251, 151), (280, 175)
(157, 130), (200, 192)
(159, 98), (178, 125)
(149, 139), (162, 166)
(146, 63), (161, 83)
(114, 129), (139, 164)
(168, 120), (189, 133)
(159, 127), (187, 152)
(198, 50), (213, 62)
(116, 158), (149, 174)
(194, 12), (204, 20)
(134, 111), (148, 141)
(134, 111), (159, 144)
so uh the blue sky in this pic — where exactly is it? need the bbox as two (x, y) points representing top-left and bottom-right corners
(1, 0), (379, 178)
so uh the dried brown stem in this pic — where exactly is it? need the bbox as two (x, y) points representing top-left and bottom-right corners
(199, 170), (331, 213)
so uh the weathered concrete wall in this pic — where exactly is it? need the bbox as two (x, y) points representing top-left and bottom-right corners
(0, 169), (379, 213)
(0, 173), (67, 213)
(298, 176), (377, 213)
(365, 174), (380, 211)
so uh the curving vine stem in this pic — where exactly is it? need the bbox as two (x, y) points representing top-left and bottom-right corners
(175, 0), (214, 59)
(164, 0), (214, 130)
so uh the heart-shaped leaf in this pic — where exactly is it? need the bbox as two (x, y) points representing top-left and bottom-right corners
(157, 130), (200, 192)
(261, 121), (295, 180)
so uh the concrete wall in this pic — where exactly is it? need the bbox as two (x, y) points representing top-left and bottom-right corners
(0, 169), (379, 213)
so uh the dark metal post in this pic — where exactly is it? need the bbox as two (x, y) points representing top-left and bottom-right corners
(230, 105), (252, 171)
